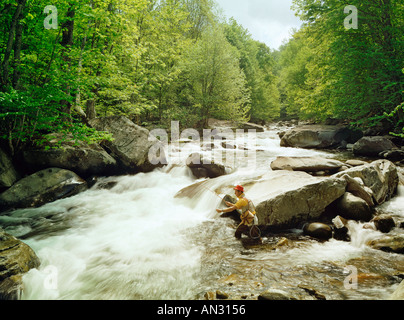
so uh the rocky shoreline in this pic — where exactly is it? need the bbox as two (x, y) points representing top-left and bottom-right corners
(1, 118), (404, 300)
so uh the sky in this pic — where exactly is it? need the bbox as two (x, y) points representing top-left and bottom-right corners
(215, 0), (303, 50)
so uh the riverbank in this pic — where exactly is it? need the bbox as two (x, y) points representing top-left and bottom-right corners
(1, 119), (404, 300)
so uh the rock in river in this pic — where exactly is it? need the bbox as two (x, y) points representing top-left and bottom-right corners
(334, 160), (398, 206)
(254, 172), (347, 229)
(334, 192), (374, 222)
(0, 148), (19, 189)
(280, 125), (362, 149)
(0, 168), (87, 212)
(23, 133), (117, 178)
(186, 153), (227, 179)
(270, 156), (345, 173)
(0, 229), (40, 299)
(303, 222), (333, 240)
(89, 116), (165, 174)
(352, 136), (397, 157)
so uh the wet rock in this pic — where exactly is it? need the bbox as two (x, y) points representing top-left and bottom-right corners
(372, 215), (396, 233)
(345, 159), (367, 167)
(0, 148), (19, 190)
(341, 175), (375, 207)
(22, 133), (117, 178)
(303, 222), (333, 240)
(89, 115), (165, 173)
(0, 168), (87, 211)
(390, 280), (404, 300)
(280, 125), (362, 149)
(274, 237), (290, 249)
(379, 149), (404, 161)
(270, 156), (345, 173)
(221, 142), (236, 149)
(258, 289), (295, 300)
(0, 275), (23, 300)
(353, 136), (397, 157)
(256, 175), (347, 229)
(297, 284), (326, 300)
(335, 192), (374, 222)
(204, 291), (215, 300)
(334, 160), (398, 206)
(238, 122), (265, 132)
(0, 230), (40, 300)
(186, 153), (226, 179)
(332, 215), (350, 241)
(367, 235), (404, 254)
(216, 290), (229, 299)
(174, 180), (209, 199)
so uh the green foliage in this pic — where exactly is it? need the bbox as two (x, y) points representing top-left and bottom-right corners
(384, 101), (404, 138)
(2, 0), (276, 154)
(223, 18), (280, 122)
(278, 0), (404, 129)
(7, 0), (401, 154)
(178, 25), (251, 127)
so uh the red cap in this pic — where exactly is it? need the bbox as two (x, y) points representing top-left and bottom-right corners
(234, 185), (244, 192)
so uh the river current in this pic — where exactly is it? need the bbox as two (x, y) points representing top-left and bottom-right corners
(4, 126), (404, 300)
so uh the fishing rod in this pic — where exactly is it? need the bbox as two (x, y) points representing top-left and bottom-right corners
(200, 184), (225, 202)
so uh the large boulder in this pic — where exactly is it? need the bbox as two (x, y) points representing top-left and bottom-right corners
(255, 174), (347, 229)
(270, 156), (345, 173)
(0, 148), (19, 190)
(280, 125), (362, 149)
(89, 116), (164, 173)
(334, 160), (398, 206)
(334, 192), (374, 222)
(22, 133), (117, 178)
(0, 229), (40, 300)
(352, 136), (397, 157)
(238, 122), (265, 132)
(186, 153), (226, 179)
(0, 168), (87, 212)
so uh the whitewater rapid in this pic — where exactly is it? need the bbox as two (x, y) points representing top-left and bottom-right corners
(6, 128), (403, 300)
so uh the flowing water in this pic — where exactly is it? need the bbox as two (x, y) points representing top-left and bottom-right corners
(2, 126), (404, 300)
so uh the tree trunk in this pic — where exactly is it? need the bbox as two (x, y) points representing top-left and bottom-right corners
(60, 5), (76, 119)
(12, 20), (23, 89)
(0, 0), (26, 89)
(86, 100), (97, 120)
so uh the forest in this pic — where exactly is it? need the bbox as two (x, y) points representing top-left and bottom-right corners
(0, 0), (403, 156)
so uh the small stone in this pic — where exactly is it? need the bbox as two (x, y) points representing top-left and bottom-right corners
(204, 291), (215, 300)
(258, 289), (293, 300)
(216, 290), (229, 300)
(303, 222), (333, 240)
(372, 215), (396, 233)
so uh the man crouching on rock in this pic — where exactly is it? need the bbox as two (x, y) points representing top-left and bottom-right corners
(216, 185), (260, 240)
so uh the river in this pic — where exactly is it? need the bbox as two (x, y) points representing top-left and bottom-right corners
(4, 126), (403, 300)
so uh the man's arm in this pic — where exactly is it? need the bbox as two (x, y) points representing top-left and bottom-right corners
(217, 205), (237, 214)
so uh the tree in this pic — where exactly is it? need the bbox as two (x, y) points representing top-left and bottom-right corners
(178, 25), (251, 128)
(224, 18), (280, 122)
(284, 0), (404, 128)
